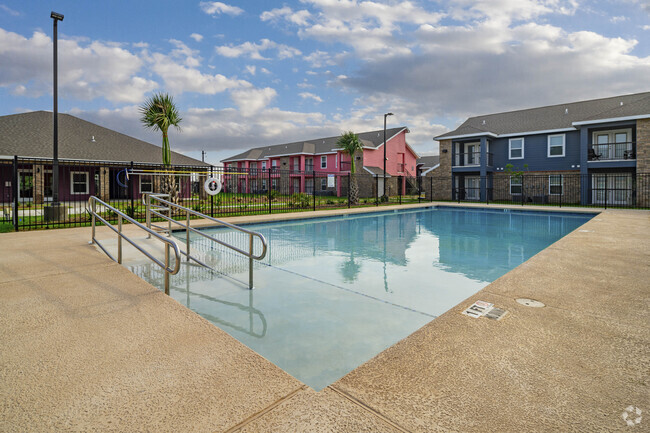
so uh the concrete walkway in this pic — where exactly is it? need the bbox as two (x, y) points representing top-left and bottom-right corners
(0, 204), (648, 432)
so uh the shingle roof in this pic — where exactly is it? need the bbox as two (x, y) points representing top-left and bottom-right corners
(222, 127), (408, 162)
(435, 92), (650, 140)
(417, 155), (439, 168)
(0, 111), (206, 166)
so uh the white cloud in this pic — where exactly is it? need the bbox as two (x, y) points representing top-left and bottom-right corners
(245, 65), (256, 75)
(299, 92), (323, 102)
(230, 87), (277, 116)
(190, 33), (204, 42)
(215, 38), (301, 60)
(0, 28), (156, 103)
(610, 15), (628, 23)
(199, 2), (244, 16)
(643, 25), (650, 30)
(260, 6), (312, 26)
(260, 67), (271, 75)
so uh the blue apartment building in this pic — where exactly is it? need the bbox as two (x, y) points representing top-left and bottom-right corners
(434, 92), (650, 206)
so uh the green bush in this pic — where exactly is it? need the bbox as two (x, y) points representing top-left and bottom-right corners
(290, 193), (311, 208)
(269, 189), (279, 200)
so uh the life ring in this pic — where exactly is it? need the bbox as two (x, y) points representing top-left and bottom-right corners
(116, 168), (129, 188)
(204, 177), (222, 195)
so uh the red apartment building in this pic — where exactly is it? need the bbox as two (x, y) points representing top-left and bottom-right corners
(221, 127), (418, 197)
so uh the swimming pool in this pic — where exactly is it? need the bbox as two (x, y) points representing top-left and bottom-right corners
(129, 206), (593, 390)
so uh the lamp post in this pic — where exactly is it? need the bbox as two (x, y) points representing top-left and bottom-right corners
(383, 112), (393, 199)
(51, 11), (64, 207)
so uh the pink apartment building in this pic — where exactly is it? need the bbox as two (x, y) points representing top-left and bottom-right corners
(221, 127), (418, 197)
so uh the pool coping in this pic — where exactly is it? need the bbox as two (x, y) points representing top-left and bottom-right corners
(1, 205), (648, 432)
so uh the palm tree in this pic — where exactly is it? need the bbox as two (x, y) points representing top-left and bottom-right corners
(337, 131), (363, 205)
(139, 92), (182, 202)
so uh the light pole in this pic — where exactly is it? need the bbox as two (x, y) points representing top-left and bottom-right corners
(50, 11), (64, 219)
(383, 112), (393, 199)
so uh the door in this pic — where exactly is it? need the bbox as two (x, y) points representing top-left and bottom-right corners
(465, 176), (480, 200)
(464, 142), (480, 166)
(18, 171), (33, 200)
(592, 173), (632, 205)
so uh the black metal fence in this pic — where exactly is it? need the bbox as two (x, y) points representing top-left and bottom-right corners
(1, 156), (649, 232)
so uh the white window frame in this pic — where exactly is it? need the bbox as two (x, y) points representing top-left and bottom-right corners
(321, 155), (327, 169)
(510, 175), (522, 195)
(547, 134), (565, 158)
(261, 161), (267, 170)
(271, 178), (278, 189)
(70, 171), (89, 195)
(261, 179), (267, 189)
(509, 138), (524, 160)
(321, 178), (327, 190)
(549, 175), (563, 195)
(139, 175), (153, 193)
(271, 160), (277, 168)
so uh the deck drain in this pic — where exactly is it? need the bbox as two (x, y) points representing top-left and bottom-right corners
(516, 298), (545, 308)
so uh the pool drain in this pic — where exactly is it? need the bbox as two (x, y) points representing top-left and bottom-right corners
(516, 298), (545, 308)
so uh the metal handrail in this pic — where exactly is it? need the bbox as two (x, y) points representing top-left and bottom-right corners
(142, 193), (268, 289)
(87, 196), (181, 295)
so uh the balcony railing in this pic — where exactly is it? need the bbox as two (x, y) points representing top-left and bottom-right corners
(453, 152), (493, 167)
(340, 161), (352, 171)
(588, 142), (636, 161)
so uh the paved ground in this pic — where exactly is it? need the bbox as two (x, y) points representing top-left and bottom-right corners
(0, 204), (648, 432)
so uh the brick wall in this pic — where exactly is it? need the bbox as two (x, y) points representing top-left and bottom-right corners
(426, 139), (451, 200)
(492, 171), (581, 204)
(636, 118), (650, 173)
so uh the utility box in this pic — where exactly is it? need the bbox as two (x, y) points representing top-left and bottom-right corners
(44, 204), (68, 222)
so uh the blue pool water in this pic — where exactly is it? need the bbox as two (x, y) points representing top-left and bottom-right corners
(129, 207), (593, 390)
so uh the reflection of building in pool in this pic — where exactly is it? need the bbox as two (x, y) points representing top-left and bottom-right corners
(195, 212), (421, 270)
(419, 209), (583, 282)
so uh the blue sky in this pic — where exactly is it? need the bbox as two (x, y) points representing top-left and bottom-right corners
(0, 0), (648, 165)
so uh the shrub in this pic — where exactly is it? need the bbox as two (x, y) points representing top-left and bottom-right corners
(290, 193), (311, 208)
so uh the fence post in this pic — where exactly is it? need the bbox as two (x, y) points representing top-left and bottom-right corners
(12, 155), (18, 231)
(604, 180), (608, 209)
(430, 177), (433, 202)
(312, 172), (316, 211)
(210, 166), (214, 217)
(268, 169), (272, 214)
(348, 172), (351, 208)
(129, 161), (135, 218)
(521, 175), (525, 206)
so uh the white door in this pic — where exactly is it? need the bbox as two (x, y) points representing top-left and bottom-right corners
(465, 177), (480, 200)
(464, 142), (480, 166)
(377, 177), (385, 197)
(592, 173), (632, 205)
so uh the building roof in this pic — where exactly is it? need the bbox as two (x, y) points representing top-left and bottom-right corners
(435, 91), (650, 140)
(362, 166), (391, 177)
(416, 155), (440, 168)
(0, 111), (206, 166)
(222, 127), (409, 162)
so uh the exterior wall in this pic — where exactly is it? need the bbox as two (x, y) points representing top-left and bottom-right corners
(491, 130), (581, 172)
(637, 118), (650, 174)
(492, 171), (581, 204)
(429, 139), (452, 200)
(362, 130), (417, 176)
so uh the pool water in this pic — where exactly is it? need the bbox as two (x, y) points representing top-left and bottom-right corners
(129, 207), (593, 390)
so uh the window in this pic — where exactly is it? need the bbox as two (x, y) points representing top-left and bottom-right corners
(549, 175), (563, 195)
(321, 155), (327, 169)
(547, 134), (565, 157)
(509, 138), (524, 159)
(510, 175), (522, 195)
(70, 171), (89, 195)
(271, 160), (277, 169)
(262, 161), (267, 170)
(305, 157), (314, 172)
(261, 179), (267, 190)
(140, 175), (153, 193)
(321, 178), (327, 190)
(271, 178), (278, 190)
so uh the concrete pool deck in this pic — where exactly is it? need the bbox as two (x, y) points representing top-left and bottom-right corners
(0, 204), (648, 432)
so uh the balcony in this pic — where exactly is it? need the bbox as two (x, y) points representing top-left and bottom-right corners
(340, 161), (352, 171)
(588, 142), (636, 161)
(453, 152), (493, 167)
(397, 163), (405, 173)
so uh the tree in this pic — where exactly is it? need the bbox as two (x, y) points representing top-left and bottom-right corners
(139, 92), (182, 202)
(337, 131), (363, 205)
